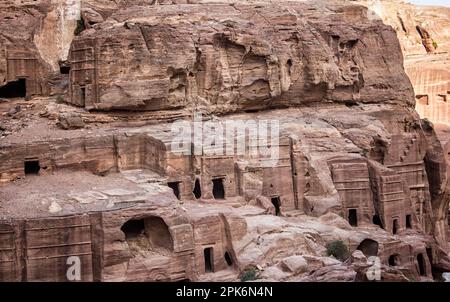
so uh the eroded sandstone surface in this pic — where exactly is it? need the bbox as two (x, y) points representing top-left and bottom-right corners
(0, 0), (449, 282)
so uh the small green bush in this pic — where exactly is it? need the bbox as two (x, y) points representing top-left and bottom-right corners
(432, 40), (438, 50)
(326, 240), (350, 261)
(56, 95), (64, 104)
(240, 268), (258, 282)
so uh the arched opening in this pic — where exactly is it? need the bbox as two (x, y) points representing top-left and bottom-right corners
(388, 254), (401, 266)
(168, 182), (181, 200)
(212, 178), (225, 199)
(204, 247), (214, 273)
(392, 219), (399, 234)
(348, 209), (358, 226)
(193, 178), (202, 199)
(24, 160), (40, 175)
(224, 251), (233, 266)
(0, 79), (26, 98)
(121, 219), (145, 239)
(271, 196), (281, 216)
(121, 216), (173, 253)
(406, 215), (412, 229)
(356, 239), (379, 257)
(417, 253), (426, 276)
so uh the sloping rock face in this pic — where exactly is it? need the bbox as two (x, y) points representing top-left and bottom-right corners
(351, 0), (450, 127)
(67, 2), (414, 111)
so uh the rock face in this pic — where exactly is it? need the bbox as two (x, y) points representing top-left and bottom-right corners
(0, 0), (448, 282)
(67, 2), (413, 111)
(351, 0), (450, 127)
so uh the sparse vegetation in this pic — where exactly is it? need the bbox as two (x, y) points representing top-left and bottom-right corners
(432, 40), (438, 50)
(56, 95), (64, 104)
(326, 240), (350, 261)
(240, 267), (259, 282)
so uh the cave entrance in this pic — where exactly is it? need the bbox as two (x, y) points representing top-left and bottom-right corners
(60, 66), (70, 74)
(212, 178), (225, 199)
(372, 215), (383, 228)
(271, 196), (281, 216)
(168, 182), (181, 200)
(406, 215), (412, 229)
(356, 239), (379, 257)
(121, 219), (145, 239)
(121, 217), (173, 251)
(224, 251), (233, 266)
(204, 247), (214, 273)
(193, 178), (202, 199)
(417, 253), (426, 276)
(388, 254), (401, 266)
(348, 209), (358, 226)
(392, 218), (399, 234)
(24, 159), (40, 175)
(0, 78), (26, 98)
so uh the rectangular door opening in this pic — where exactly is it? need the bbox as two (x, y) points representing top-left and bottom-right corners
(348, 209), (358, 226)
(24, 159), (40, 175)
(212, 178), (225, 199)
(204, 247), (214, 273)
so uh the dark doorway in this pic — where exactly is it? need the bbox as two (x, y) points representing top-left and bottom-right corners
(348, 209), (358, 226)
(121, 219), (145, 239)
(392, 219), (399, 234)
(406, 215), (412, 229)
(80, 87), (86, 106)
(212, 178), (225, 199)
(388, 254), (401, 266)
(204, 248), (213, 273)
(373, 215), (383, 228)
(24, 160), (40, 175)
(224, 251), (233, 266)
(193, 178), (201, 199)
(60, 66), (70, 74)
(168, 182), (181, 200)
(417, 253), (426, 276)
(356, 239), (379, 257)
(271, 196), (281, 216)
(0, 79), (26, 98)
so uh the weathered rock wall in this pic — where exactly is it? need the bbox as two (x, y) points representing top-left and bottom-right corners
(67, 2), (414, 111)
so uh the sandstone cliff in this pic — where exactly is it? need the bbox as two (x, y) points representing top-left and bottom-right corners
(0, 0), (448, 282)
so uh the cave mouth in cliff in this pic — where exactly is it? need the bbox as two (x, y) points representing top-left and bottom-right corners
(24, 160), (40, 175)
(204, 247), (214, 273)
(356, 239), (379, 257)
(224, 251), (233, 266)
(271, 197), (281, 216)
(121, 219), (145, 239)
(60, 66), (70, 75)
(348, 209), (358, 227)
(212, 178), (225, 199)
(372, 215), (383, 228)
(388, 254), (401, 266)
(121, 217), (173, 251)
(0, 78), (26, 98)
(168, 182), (181, 200)
(417, 253), (426, 276)
(193, 179), (202, 199)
